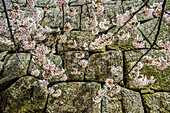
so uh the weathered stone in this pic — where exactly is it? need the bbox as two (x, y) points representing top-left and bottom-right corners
(0, 53), (30, 89)
(47, 82), (101, 113)
(102, 87), (144, 113)
(142, 92), (170, 112)
(102, 96), (123, 113)
(41, 8), (62, 27)
(86, 50), (123, 83)
(57, 31), (105, 54)
(64, 51), (89, 80)
(0, 61), (4, 73)
(0, 76), (48, 113)
(0, 51), (8, 61)
(125, 49), (170, 91)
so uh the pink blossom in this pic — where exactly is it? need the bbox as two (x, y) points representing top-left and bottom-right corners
(92, 28), (99, 35)
(140, 8), (154, 18)
(75, 53), (85, 59)
(42, 70), (53, 79)
(60, 74), (68, 81)
(92, 1), (104, 15)
(27, 0), (35, 8)
(68, 8), (76, 16)
(132, 36), (145, 48)
(93, 96), (102, 103)
(22, 41), (36, 50)
(59, 34), (67, 43)
(79, 60), (88, 68)
(98, 89), (106, 97)
(52, 68), (65, 75)
(44, 26), (52, 32)
(39, 80), (49, 87)
(71, 68), (81, 75)
(31, 69), (40, 77)
(52, 89), (62, 97)
(47, 87), (54, 94)
(78, 0), (86, 3)
(105, 79), (114, 88)
(64, 23), (73, 32)
(110, 85), (121, 94)
(99, 19), (110, 30)
(133, 75), (149, 86)
(68, 40), (77, 48)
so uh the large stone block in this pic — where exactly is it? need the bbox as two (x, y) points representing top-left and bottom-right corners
(0, 53), (30, 89)
(47, 82), (101, 113)
(64, 51), (89, 80)
(86, 50), (123, 83)
(0, 76), (48, 113)
(102, 87), (144, 113)
(142, 92), (170, 112)
(125, 49), (170, 91)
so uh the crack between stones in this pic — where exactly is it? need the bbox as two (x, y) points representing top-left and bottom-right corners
(27, 54), (32, 75)
(122, 51), (127, 86)
(43, 94), (49, 113)
(139, 92), (147, 113)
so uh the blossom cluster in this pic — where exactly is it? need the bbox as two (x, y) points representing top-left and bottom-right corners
(71, 52), (88, 75)
(93, 78), (121, 103)
(89, 33), (114, 50)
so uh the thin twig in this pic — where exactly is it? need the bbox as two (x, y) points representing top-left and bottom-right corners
(2, 0), (27, 69)
(112, 0), (166, 88)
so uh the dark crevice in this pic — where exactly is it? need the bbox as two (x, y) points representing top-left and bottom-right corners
(0, 77), (20, 93)
(79, 5), (83, 31)
(122, 51), (127, 86)
(140, 92), (147, 113)
(101, 83), (104, 113)
(27, 54), (32, 75)
(0, 54), (12, 76)
(43, 94), (49, 113)
(120, 98), (125, 113)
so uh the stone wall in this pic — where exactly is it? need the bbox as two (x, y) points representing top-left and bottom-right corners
(0, 0), (170, 113)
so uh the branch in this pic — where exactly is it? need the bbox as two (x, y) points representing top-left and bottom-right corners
(112, 0), (166, 88)
(2, 0), (27, 69)
(98, 0), (150, 35)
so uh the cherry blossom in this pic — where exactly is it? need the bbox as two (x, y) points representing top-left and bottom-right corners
(93, 96), (102, 103)
(105, 79), (114, 88)
(71, 68), (81, 75)
(99, 19), (110, 30)
(68, 8), (76, 16)
(39, 80), (49, 87)
(59, 34), (67, 43)
(64, 23), (73, 32)
(31, 69), (40, 77)
(68, 40), (77, 48)
(27, 0), (35, 8)
(75, 52), (85, 59)
(52, 89), (62, 97)
(60, 74), (68, 81)
(79, 59), (88, 68)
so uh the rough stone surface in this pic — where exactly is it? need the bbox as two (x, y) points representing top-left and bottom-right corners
(142, 92), (170, 113)
(47, 82), (101, 113)
(86, 50), (123, 83)
(0, 53), (30, 90)
(64, 51), (89, 80)
(102, 87), (144, 113)
(0, 76), (47, 113)
(125, 49), (170, 91)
